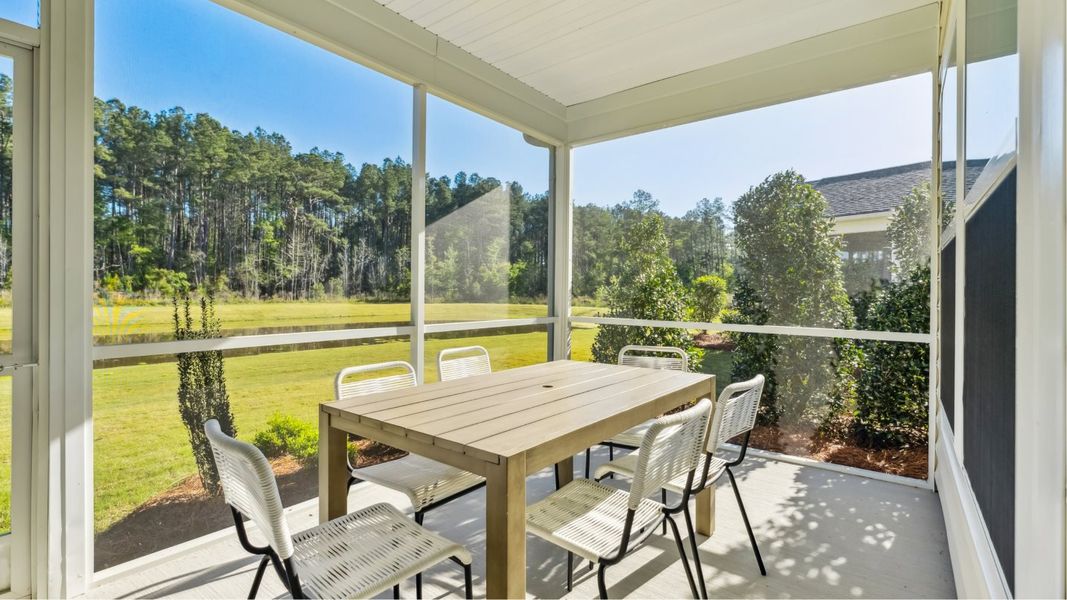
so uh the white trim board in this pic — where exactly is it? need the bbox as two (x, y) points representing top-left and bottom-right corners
(934, 412), (1010, 598)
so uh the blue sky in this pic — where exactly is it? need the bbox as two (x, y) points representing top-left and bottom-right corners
(0, 1), (37, 28)
(91, 0), (1014, 217)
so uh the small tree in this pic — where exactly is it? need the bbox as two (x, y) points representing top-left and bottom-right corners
(174, 289), (236, 495)
(727, 171), (856, 425)
(690, 274), (727, 331)
(592, 212), (699, 365)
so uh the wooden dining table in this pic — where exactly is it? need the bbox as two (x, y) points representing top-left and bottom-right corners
(318, 359), (716, 598)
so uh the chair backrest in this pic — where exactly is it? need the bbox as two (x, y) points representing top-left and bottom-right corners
(204, 419), (294, 560)
(437, 345), (492, 381)
(618, 345), (688, 372)
(335, 360), (417, 401)
(628, 398), (713, 509)
(706, 374), (765, 454)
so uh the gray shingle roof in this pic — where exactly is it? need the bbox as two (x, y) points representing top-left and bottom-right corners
(810, 160), (985, 218)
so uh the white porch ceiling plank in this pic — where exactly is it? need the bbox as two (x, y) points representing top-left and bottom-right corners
(375, 0), (935, 106)
(544, 0), (913, 106)
(566, 3), (939, 145)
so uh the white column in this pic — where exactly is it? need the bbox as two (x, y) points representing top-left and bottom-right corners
(550, 144), (572, 360)
(410, 84), (427, 382)
(1015, 0), (1066, 595)
(37, 0), (95, 596)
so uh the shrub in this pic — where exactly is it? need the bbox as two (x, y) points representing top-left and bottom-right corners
(174, 289), (236, 495)
(253, 414), (319, 462)
(689, 274), (727, 328)
(853, 266), (930, 447)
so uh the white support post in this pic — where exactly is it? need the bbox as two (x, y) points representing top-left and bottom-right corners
(410, 84), (427, 382)
(1015, 0), (1066, 595)
(952, 3), (966, 457)
(928, 24), (941, 485)
(37, 0), (94, 596)
(550, 144), (572, 361)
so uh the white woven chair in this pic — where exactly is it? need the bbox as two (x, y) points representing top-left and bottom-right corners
(596, 374), (767, 597)
(336, 360), (485, 597)
(437, 345), (491, 381)
(527, 398), (714, 599)
(203, 419), (473, 599)
(584, 345), (690, 478)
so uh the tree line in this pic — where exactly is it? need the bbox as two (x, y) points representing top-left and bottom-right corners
(91, 96), (732, 305)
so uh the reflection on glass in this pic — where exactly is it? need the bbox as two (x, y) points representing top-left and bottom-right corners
(92, 336), (410, 570)
(964, 0), (1018, 200)
(941, 27), (958, 228)
(578, 324), (927, 478)
(426, 95), (550, 322)
(93, 0), (413, 344)
(424, 325), (549, 383)
(0, 58), (13, 354)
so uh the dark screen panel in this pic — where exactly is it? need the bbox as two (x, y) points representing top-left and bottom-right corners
(940, 238), (956, 430)
(963, 168), (1016, 591)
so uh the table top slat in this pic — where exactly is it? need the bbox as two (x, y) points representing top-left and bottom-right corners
(366, 362), (621, 427)
(398, 365), (654, 437)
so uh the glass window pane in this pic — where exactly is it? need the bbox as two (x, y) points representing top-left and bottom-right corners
(93, 335), (411, 570)
(0, 376), (10, 535)
(425, 325), (548, 383)
(941, 26), (958, 230)
(93, 0), (412, 344)
(575, 324), (927, 478)
(964, 0), (1018, 200)
(425, 96), (550, 323)
(0, 2), (38, 28)
(573, 75), (932, 332)
(0, 56), (12, 353)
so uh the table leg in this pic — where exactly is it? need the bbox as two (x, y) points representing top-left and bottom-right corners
(555, 455), (574, 489)
(485, 453), (526, 599)
(318, 411), (348, 523)
(696, 482), (716, 536)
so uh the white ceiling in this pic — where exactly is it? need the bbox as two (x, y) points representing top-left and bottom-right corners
(373, 0), (935, 106)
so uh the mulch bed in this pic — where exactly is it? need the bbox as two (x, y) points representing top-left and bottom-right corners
(94, 439), (407, 571)
(746, 424), (928, 480)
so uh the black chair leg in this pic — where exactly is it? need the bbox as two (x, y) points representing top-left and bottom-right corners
(585, 448), (592, 478)
(727, 467), (766, 576)
(567, 551), (574, 592)
(608, 444), (614, 478)
(414, 511), (425, 597)
(661, 489), (668, 535)
(665, 515), (700, 599)
(463, 562), (473, 599)
(248, 555), (270, 599)
(683, 505), (708, 599)
(393, 584), (401, 599)
(596, 563), (609, 599)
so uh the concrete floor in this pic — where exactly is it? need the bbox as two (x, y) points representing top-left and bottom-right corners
(89, 450), (956, 599)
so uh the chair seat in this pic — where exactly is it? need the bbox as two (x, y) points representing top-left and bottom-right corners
(604, 420), (654, 448)
(292, 502), (471, 599)
(352, 454), (485, 513)
(526, 479), (665, 563)
(595, 453), (727, 495)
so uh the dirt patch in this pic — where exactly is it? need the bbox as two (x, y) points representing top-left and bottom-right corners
(745, 424), (927, 480)
(692, 331), (736, 351)
(94, 441), (406, 571)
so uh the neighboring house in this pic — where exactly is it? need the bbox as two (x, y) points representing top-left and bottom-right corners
(810, 160), (982, 292)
